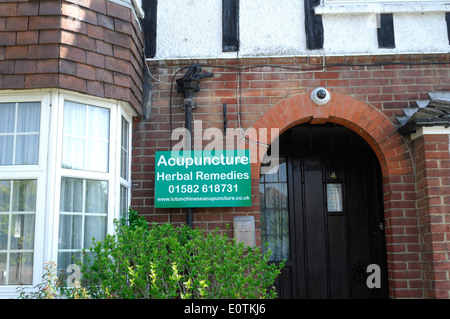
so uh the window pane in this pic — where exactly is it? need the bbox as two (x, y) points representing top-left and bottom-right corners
(120, 185), (129, 221)
(0, 103), (15, 133)
(58, 178), (108, 272)
(263, 235), (290, 262)
(265, 183), (288, 209)
(84, 216), (106, 247)
(62, 101), (110, 172)
(0, 253), (6, 284)
(120, 117), (129, 180)
(278, 161), (287, 182)
(326, 183), (343, 213)
(10, 214), (35, 250)
(0, 181), (11, 212)
(88, 106), (109, 140)
(0, 215), (8, 250)
(15, 135), (39, 165)
(85, 140), (108, 172)
(60, 177), (83, 213)
(262, 158), (287, 183)
(12, 180), (37, 212)
(17, 102), (40, 133)
(62, 137), (85, 170)
(57, 251), (81, 275)
(0, 136), (13, 165)
(0, 179), (36, 285)
(8, 252), (33, 285)
(0, 102), (41, 166)
(63, 101), (86, 137)
(260, 157), (289, 262)
(58, 215), (82, 249)
(265, 209), (289, 236)
(85, 180), (108, 214)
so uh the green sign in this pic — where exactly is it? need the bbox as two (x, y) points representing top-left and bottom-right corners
(155, 149), (251, 208)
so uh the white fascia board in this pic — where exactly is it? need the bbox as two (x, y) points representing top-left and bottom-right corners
(315, 1), (450, 15)
(410, 126), (450, 140)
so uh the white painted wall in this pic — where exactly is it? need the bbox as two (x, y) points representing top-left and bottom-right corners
(239, 0), (307, 56)
(156, 0), (223, 59)
(394, 13), (449, 52)
(152, 0), (450, 60)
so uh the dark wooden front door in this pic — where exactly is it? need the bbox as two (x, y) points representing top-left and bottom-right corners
(261, 124), (389, 299)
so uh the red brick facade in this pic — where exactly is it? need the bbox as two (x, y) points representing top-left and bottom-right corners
(414, 133), (450, 298)
(0, 0), (143, 114)
(136, 54), (450, 298)
(1, 0), (450, 299)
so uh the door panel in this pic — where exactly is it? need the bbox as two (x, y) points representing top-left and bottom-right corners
(328, 214), (348, 298)
(346, 156), (372, 297)
(304, 168), (327, 298)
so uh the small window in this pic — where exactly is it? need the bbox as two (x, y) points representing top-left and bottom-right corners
(120, 117), (130, 181)
(0, 180), (37, 285)
(58, 177), (108, 271)
(119, 116), (131, 222)
(260, 158), (289, 262)
(0, 102), (41, 166)
(326, 183), (343, 213)
(62, 101), (110, 173)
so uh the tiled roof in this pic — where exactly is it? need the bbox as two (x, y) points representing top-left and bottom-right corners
(397, 92), (450, 135)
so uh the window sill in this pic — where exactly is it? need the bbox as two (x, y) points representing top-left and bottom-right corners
(315, 2), (450, 15)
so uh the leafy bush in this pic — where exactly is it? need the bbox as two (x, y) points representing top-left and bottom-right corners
(79, 210), (284, 299)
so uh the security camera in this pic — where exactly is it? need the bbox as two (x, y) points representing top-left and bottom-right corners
(311, 87), (330, 105)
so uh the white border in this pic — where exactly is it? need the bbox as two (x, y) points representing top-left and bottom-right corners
(410, 126), (450, 140)
(316, 1), (450, 14)
(0, 90), (50, 298)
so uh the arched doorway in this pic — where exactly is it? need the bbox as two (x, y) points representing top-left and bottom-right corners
(260, 123), (389, 298)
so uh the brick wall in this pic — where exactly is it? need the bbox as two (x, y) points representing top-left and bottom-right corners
(135, 53), (450, 298)
(414, 134), (450, 298)
(0, 0), (143, 114)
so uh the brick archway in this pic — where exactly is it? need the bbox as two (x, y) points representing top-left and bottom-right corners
(252, 91), (421, 298)
(251, 91), (413, 177)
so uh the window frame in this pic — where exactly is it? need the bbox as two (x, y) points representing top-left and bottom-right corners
(260, 157), (290, 262)
(0, 93), (50, 173)
(52, 92), (126, 267)
(0, 91), (49, 297)
(117, 108), (133, 222)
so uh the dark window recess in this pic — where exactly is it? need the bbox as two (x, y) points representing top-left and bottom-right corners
(446, 13), (450, 45)
(304, 0), (324, 50)
(142, 0), (158, 58)
(377, 14), (395, 49)
(222, 0), (239, 52)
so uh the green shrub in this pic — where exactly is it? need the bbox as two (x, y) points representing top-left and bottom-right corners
(79, 210), (284, 299)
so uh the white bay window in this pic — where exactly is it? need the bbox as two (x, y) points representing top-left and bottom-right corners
(0, 90), (135, 298)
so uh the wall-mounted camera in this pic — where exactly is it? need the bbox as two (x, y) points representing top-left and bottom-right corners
(311, 87), (330, 105)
